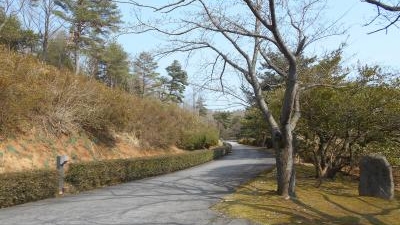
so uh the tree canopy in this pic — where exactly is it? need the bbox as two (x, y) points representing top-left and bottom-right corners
(54, 0), (121, 74)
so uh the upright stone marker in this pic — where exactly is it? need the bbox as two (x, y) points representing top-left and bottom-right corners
(359, 154), (394, 200)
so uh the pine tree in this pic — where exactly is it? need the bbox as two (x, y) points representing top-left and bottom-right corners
(133, 52), (159, 98)
(165, 60), (188, 103)
(54, 0), (121, 74)
(45, 31), (73, 69)
(97, 42), (130, 90)
(196, 96), (207, 117)
(0, 10), (39, 51)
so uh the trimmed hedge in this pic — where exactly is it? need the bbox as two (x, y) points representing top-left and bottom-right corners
(66, 147), (229, 192)
(0, 147), (229, 208)
(0, 169), (58, 208)
(179, 129), (219, 150)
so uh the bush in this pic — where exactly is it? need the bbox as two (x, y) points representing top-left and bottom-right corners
(238, 138), (258, 146)
(179, 126), (219, 150)
(66, 147), (228, 192)
(0, 169), (58, 208)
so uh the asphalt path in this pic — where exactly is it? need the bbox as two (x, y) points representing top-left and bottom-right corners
(0, 142), (275, 225)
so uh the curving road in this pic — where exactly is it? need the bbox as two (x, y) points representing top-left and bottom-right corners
(0, 142), (275, 225)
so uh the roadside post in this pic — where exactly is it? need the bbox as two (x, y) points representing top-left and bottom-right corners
(56, 155), (68, 195)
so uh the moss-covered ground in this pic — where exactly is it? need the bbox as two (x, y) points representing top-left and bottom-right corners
(213, 165), (400, 225)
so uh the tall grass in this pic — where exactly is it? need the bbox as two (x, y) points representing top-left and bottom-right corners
(0, 47), (218, 149)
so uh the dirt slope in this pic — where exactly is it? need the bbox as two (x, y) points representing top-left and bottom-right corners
(0, 131), (183, 173)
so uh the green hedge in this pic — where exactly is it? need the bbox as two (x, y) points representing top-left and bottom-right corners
(238, 138), (258, 146)
(0, 169), (58, 208)
(66, 147), (229, 192)
(179, 129), (219, 150)
(0, 147), (229, 208)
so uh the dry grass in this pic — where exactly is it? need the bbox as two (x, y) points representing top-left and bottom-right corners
(0, 47), (218, 148)
(213, 164), (400, 225)
(0, 47), (219, 172)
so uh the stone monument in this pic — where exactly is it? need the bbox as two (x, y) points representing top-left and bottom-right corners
(359, 154), (394, 200)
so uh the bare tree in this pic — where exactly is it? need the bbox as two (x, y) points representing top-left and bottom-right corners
(20, 0), (64, 60)
(363, 0), (400, 34)
(125, 0), (342, 199)
(0, 0), (27, 32)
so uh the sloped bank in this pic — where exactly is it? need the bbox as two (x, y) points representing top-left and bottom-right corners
(0, 144), (231, 208)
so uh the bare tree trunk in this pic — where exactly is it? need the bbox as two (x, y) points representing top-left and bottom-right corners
(289, 132), (298, 196)
(73, 24), (81, 75)
(254, 84), (296, 198)
(142, 72), (145, 98)
(74, 49), (80, 75)
(41, 0), (51, 61)
(42, 20), (49, 60)
(277, 124), (294, 198)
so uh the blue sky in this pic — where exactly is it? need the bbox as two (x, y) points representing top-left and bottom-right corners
(116, 0), (399, 111)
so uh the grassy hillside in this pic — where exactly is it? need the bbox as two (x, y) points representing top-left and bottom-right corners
(214, 164), (400, 225)
(0, 47), (218, 172)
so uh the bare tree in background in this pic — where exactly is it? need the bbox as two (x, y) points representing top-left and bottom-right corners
(363, 0), (400, 33)
(1, 0), (64, 59)
(21, 0), (64, 60)
(0, 0), (27, 32)
(125, 0), (343, 199)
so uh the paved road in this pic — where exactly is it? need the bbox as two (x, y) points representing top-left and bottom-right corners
(0, 143), (275, 225)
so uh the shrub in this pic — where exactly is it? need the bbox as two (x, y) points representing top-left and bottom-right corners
(65, 147), (228, 192)
(238, 138), (258, 146)
(179, 126), (219, 150)
(0, 169), (58, 208)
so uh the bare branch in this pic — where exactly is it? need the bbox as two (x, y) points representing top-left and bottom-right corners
(300, 83), (346, 91)
(364, 0), (400, 11)
(182, 19), (277, 43)
(243, 0), (273, 30)
(0, 0), (28, 32)
(189, 82), (250, 107)
(363, 0), (400, 33)
(127, 12), (200, 36)
(210, 54), (221, 82)
(160, 40), (248, 76)
(367, 13), (400, 34)
(159, 0), (197, 13)
(197, 0), (252, 69)
(113, 0), (198, 13)
(219, 60), (227, 93)
(112, 0), (158, 11)
(259, 50), (287, 78)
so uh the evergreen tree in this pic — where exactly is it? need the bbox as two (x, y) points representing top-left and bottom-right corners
(156, 76), (169, 101)
(213, 111), (232, 129)
(54, 0), (121, 74)
(164, 60), (188, 103)
(133, 52), (159, 98)
(195, 96), (207, 117)
(97, 42), (130, 90)
(45, 31), (73, 69)
(0, 10), (39, 51)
